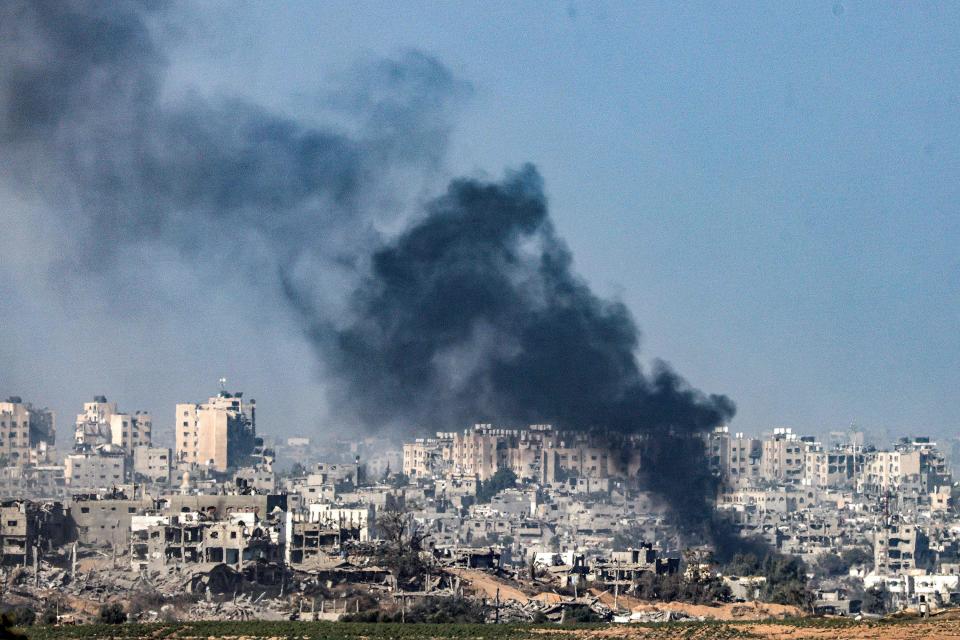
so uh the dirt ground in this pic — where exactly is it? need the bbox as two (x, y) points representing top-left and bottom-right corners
(588, 588), (803, 620)
(446, 567), (531, 603)
(532, 617), (960, 639)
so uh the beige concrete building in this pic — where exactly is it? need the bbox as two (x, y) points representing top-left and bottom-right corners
(450, 425), (512, 481)
(874, 518), (923, 574)
(402, 433), (454, 479)
(803, 446), (862, 488)
(110, 412), (152, 453)
(64, 450), (127, 488)
(75, 396), (150, 452)
(133, 446), (171, 485)
(176, 391), (256, 473)
(707, 426), (761, 485)
(75, 396), (116, 448)
(859, 451), (922, 495)
(439, 424), (640, 484)
(0, 398), (34, 464)
(759, 428), (807, 483)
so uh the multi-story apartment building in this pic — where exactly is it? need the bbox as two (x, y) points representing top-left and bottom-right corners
(0, 397), (37, 466)
(64, 450), (127, 487)
(176, 390), (256, 472)
(450, 425), (514, 482)
(759, 428), (807, 483)
(18, 398), (56, 448)
(874, 517), (925, 574)
(858, 443), (949, 496)
(541, 436), (641, 483)
(803, 445), (863, 488)
(430, 424), (641, 485)
(402, 433), (455, 479)
(75, 396), (150, 453)
(0, 500), (69, 565)
(74, 396), (116, 448)
(133, 445), (172, 485)
(110, 411), (152, 453)
(707, 426), (761, 485)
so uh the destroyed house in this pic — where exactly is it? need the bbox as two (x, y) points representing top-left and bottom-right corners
(0, 500), (69, 565)
(131, 513), (283, 572)
(592, 546), (679, 586)
(70, 495), (155, 547)
(433, 546), (502, 570)
(163, 493), (287, 519)
(285, 519), (342, 567)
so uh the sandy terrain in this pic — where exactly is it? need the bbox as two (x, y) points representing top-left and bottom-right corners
(446, 567), (531, 603)
(588, 588), (803, 621)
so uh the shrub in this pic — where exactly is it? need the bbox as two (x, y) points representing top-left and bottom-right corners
(840, 547), (872, 568)
(862, 585), (889, 614)
(564, 605), (603, 623)
(0, 609), (34, 628)
(815, 553), (849, 577)
(97, 604), (126, 625)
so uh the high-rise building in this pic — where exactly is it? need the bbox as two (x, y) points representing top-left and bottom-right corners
(176, 390), (256, 473)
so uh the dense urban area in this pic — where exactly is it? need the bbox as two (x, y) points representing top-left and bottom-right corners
(0, 388), (955, 632)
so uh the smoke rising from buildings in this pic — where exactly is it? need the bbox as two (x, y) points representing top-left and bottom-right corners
(285, 164), (736, 543)
(1, 1), (738, 541)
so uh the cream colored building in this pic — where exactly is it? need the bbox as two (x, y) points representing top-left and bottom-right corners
(402, 433), (455, 478)
(450, 425), (512, 481)
(75, 396), (116, 448)
(0, 399), (32, 464)
(707, 426), (761, 486)
(859, 450), (922, 495)
(431, 424), (640, 484)
(64, 450), (127, 487)
(759, 428), (807, 483)
(110, 412), (152, 453)
(75, 397), (151, 454)
(176, 391), (256, 473)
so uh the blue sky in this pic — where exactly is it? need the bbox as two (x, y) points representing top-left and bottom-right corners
(3, 1), (957, 442)
(166, 1), (960, 439)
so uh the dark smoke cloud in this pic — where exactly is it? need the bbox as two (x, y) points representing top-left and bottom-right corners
(299, 165), (734, 434)
(0, 0), (465, 276)
(287, 166), (736, 541)
(2, 1), (739, 542)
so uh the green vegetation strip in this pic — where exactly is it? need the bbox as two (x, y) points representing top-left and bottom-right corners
(18, 617), (935, 640)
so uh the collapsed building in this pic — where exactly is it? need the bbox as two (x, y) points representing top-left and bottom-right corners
(0, 499), (71, 565)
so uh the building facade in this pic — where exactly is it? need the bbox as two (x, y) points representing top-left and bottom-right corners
(176, 391), (256, 472)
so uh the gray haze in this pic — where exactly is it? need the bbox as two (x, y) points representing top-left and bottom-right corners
(0, 1), (467, 439)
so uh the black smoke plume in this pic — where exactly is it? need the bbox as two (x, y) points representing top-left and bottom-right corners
(2, 1), (740, 545)
(288, 165), (738, 544)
